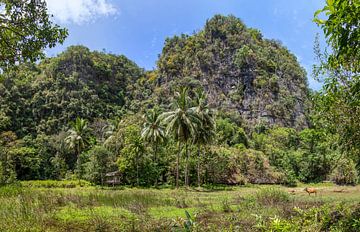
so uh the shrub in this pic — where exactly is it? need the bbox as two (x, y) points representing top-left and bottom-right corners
(342, 204), (360, 232)
(204, 148), (284, 185)
(282, 170), (298, 187)
(221, 198), (232, 213)
(240, 149), (284, 184)
(268, 216), (296, 232)
(330, 158), (358, 185)
(255, 187), (290, 206)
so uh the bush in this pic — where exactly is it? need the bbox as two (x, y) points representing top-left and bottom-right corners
(20, 180), (92, 188)
(330, 158), (358, 185)
(342, 204), (360, 232)
(203, 148), (284, 185)
(255, 187), (290, 206)
(240, 149), (284, 184)
(282, 170), (298, 187)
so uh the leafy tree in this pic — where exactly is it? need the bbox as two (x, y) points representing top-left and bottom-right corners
(314, 0), (359, 72)
(141, 107), (165, 186)
(118, 125), (145, 186)
(0, 131), (18, 184)
(330, 158), (358, 185)
(49, 154), (67, 180)
(85, 146), (115, 185)
(313, 0), (360, 167)
(0, 0), (67, 70)
(216, 118), (248, 147)
(160, 87), (200, 187)
(9, 146), (39, 180)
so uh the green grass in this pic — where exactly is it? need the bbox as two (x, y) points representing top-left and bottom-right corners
(0, 182), (359, 231)
(55, 205), (135, 221)
(148, 206), (197, 219)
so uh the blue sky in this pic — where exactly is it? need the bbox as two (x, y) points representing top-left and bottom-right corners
(45, 0), (326, 90)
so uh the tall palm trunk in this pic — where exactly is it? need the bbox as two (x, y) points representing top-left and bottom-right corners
(184, 142), (190, 187)
(154, 143), (158, 187)
(136, 153), (139, 187)
(176, 142), (182, 189)
(197, 144), (201, 188)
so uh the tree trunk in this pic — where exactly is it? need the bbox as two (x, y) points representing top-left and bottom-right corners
(76, 157), (81, 185)
(176, 143), (181, 189)
(197, 144), (201, 188)
(154, 143), (158, 187)
(136, 153), (139, 187)
(184, 142), (189, 187)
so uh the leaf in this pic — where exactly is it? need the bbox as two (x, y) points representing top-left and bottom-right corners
(314, 9), (323, 17)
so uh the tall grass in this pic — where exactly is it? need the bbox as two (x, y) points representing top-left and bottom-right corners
(0, 183), (359, 231)
(255, 187), (290, 205)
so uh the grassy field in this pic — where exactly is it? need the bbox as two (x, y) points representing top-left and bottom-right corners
(0, 182), (359, 231)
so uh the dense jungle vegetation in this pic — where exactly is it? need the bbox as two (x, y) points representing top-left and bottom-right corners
(0, 0), (359, 231)
(0, 14), (358, 189)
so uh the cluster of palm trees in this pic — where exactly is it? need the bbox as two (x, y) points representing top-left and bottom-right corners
(141, 87), (215, 188)
(64, 87), (215, 188)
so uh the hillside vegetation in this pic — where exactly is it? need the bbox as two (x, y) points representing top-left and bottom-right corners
(0, 15), (358, 188)
(0, 0), (360, 230)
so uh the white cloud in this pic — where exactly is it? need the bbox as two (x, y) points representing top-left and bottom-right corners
(46, 0), (117, 24)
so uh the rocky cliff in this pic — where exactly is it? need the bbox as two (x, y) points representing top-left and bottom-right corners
(156, 15), (310, 130)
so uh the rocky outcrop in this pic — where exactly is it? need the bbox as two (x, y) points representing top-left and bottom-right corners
(157, 15), (310, 130)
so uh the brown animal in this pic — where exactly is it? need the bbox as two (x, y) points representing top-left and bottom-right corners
(304, 187), (317, 196)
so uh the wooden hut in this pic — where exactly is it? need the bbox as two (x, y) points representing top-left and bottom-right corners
(105, 171), (122, 186)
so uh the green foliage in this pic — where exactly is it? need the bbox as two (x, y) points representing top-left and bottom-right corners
(160, 87), (201, 187)
(203, 147), (282, 185)
(331, 158), (358, 185)
(0, 12), (357, 189)
(0, 46), (144, 136)
(118, 123), (150, 186)
(216, 118), (248, 147)
(0, 0), (68, 70)
(183, 210), (196, 231)
(1, 185), (359, 231)
(313, 0), (360, 168)
(314, 0), (359, 72)
(65, 117), (92, 158)
(50, 154), (67, 180)
(251, 126), (339, 183)
(255, 187), (290, 206)
(84, 146), (116, 185)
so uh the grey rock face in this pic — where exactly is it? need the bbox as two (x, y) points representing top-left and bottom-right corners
(157, 15), (310, 130)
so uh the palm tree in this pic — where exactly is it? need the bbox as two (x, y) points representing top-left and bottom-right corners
(160, 87), (200, 188)
(64, 117), (92, 182)
(141, 107), (165, 187)
(192, 89), (216, 187)
(65, 117), (91, 162)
